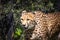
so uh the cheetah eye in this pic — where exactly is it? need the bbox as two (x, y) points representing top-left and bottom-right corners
(21, 19), (23, 20)
(27, 19), (30, 21)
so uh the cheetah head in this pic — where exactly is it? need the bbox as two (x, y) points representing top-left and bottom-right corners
(20, 10), (36, 30)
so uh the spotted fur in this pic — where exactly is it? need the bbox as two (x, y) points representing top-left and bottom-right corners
(20, 10), (60, 40)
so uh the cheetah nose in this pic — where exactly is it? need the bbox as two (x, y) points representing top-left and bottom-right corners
(23, 25), (25, 27)
(24, 27), (27, 29)
(22, 25), (28, 29)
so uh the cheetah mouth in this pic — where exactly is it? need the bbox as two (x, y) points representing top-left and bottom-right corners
(20, 22), (35, 30)
(21, 25), (35, 30)
(20, 25), (29, 30)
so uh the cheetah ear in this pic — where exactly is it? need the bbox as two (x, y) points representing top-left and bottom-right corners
(22, 10), (27, 15)
(34, 11), (36, 13)
(32, 11), (35, 14)
(22, 10), (27, 13)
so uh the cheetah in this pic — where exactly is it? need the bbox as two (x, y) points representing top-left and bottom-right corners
(20, 10), (60, 40)
(20, 10), (36, 40)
